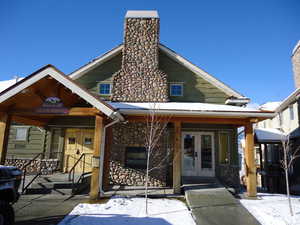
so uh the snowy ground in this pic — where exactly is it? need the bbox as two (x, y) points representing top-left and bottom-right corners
(240, 193), (300, 225)
(58, 196), (196, 225)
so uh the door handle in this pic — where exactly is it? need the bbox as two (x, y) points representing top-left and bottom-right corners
(194, 152), (198, 157)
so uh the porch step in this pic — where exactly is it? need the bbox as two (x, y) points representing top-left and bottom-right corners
(23, 172), (90, 195)
(182, 176), (222, 192)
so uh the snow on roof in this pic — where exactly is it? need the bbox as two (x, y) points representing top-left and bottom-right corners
(110, 102), (260, 112)
(108, 102), (275, 118)
(0, 78), (23, 93)
(259, 102), (281, 111)
(125, 10), (159, 18)
(255, 128), (286, 143)
(292, 40), (300, 56)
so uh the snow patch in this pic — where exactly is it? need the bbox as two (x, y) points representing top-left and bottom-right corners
(259, 102), (281, 111)
(240, 193), (300, 225)
(58, 196), (196, 225)
(0, 78), (23, 93)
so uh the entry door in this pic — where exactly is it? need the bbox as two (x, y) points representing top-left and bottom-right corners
(64, 129), (94, 173)
(182, 132), (215, 177)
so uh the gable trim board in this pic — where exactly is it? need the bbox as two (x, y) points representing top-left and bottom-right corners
(0, 65), (124, 121)
(275, 87), (300, 113)
(69, 44), (245, 99)
(70, 45), (123, 80)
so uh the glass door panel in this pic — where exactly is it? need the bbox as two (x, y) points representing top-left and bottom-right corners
(201, 135), (212, 169)
(182, 134), (197, 176)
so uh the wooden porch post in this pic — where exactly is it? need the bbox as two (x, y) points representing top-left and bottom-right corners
(244, 123), (257, 197)
(173, 121), (181, 194)
(103, 126), (112, 191)
(90, 115), (103, 200)
(0, 113), (11, 164)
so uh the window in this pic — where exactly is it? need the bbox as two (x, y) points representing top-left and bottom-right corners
(15, 127), (28, 141)
(289, 106), (294, 120)
(68, 138), (76, 144)
(219, 132), (230, 164)
(125, 147), (147, 169)
(99, 83), (112, 95)
(170, 83), (183, 96)
(84, 138), (92, 145)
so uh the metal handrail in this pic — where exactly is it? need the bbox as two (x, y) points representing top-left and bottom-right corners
(68, 154), (86, 190)
(21, 153), (44, 194)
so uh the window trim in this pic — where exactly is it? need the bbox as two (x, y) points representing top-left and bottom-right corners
(15, 126), (29, 142)
(170, 83), (183, 97)
(98, 82), (113, 96)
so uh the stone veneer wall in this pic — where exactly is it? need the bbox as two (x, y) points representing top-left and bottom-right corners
(111, 17), (168, 102)
(109, 122), (171, 187)
(5, 158), (59, 175)
(292, 41), (300, 89)
(217, 165), (240, 188)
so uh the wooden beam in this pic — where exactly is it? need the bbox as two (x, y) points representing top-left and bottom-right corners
(11, 115), (47, 127)
(126, 116), (247, 126)
(103, 126), (112, 191)
(244, 123), (257, 197)
(90, 115), (103, 200)
(8, 107), (101, 117)
(0, 113), (11, 164)
(173, 121), (181, 194)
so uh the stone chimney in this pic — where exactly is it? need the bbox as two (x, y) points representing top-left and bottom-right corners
(111, 10), (168, 102)
(292, 41), (300, 89)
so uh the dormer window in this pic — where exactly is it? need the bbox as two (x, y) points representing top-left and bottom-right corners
(99, 83), (112, 95)
(170, 83), (183, 96)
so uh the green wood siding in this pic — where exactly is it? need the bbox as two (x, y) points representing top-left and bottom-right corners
(7, 126), (47, 159)
(159, 50), (229, 103)
(76, 53), (122, 100)
(74, 49), (230, 104)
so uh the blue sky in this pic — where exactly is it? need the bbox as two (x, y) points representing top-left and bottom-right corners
(0, 0), (299, 105)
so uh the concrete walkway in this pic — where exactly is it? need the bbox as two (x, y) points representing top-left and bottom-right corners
(14, 194), (89, 225)
(185, 187), (260, 225)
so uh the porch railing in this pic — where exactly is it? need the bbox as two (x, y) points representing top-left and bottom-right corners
(21, 152), (44, 194)
(68, 153), (86, 192)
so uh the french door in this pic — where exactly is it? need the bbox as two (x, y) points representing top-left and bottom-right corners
(182, 132), (215, 177)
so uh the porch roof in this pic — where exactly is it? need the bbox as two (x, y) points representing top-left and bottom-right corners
(254, 128), (286, 143)
(108, 102), (276, 119)
(0, 65), (124, 121)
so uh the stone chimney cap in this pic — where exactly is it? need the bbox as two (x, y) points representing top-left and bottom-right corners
(292, 40), (300, 56)
(125, 10), (159, 18)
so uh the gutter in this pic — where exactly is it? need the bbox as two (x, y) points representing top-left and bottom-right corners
(117, 109), (276, 118)
(98, 111), (125, 197)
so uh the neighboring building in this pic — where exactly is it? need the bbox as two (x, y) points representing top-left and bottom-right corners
(0, 11), (274, 199)
(255, 40), (300, 194)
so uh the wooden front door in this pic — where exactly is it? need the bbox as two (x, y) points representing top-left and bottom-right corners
(64, 128), (94, 173)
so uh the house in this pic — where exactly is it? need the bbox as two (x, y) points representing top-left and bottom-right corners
(0, 10), (275, 199)
(255, 40), (300, 194)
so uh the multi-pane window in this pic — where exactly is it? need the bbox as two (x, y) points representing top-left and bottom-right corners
(15, 127), (28, 141)
(99, 83), (111, 95)
(170, 84), (183, 96)
(289, 105), (294, 120)
(219, 132), (230, 164)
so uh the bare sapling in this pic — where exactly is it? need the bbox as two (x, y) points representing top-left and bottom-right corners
(279, 113), (300, 217)
(144, 103), (171, 215)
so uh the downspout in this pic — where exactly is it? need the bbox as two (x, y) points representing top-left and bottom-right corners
(98, 111), (125, 197)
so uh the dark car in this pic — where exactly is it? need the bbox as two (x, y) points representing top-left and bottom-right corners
(0, 166), (22, 225)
